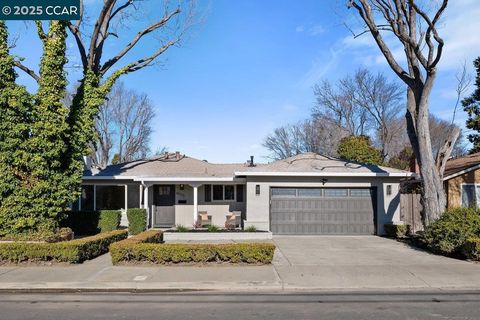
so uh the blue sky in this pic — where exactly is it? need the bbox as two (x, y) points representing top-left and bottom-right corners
(7, 0), (480, 163)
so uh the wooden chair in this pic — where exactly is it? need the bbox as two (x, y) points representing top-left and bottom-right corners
(226, 211), (241, 228)
(197, 211), (212, 227)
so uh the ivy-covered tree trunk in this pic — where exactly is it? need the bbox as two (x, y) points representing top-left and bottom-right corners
(0, 22), (35, 236)
(27, 20), (71, 233)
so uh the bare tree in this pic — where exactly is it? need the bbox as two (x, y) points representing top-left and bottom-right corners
(95, 82), (155, 167)
(348, 0), (456, 223)
(313, 79), (370, 136)
(263, 118), (349, 160)
(351, 69), (404, 160)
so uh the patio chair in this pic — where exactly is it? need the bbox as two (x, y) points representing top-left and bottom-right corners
(225, 211), (241, 228)
(197, 211), (212, 227)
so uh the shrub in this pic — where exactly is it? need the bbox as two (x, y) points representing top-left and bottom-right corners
(98, 210), (121, 232)
(0, 230), (128, 263)
(207, 225), (219, 232)
(423, 207), (480, 255)
(0, 227), (73, 242)
(127, 208), (147, 235)
(461, 237), (480, 261)
(245, 225), (257, 232)
(110, 242), (275, 265)
(176, 225), (188, 232)
(384, 224), (407, 238)
(60, 211), (100, 235)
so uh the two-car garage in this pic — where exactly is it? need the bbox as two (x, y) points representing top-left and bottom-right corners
(270, 187), (376, 235)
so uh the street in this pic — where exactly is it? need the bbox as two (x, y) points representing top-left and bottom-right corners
(0, 291), (479, 320)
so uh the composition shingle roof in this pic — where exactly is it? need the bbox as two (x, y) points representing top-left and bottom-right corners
(235, 153), (410, 176)
(444, 152), (480, 179)
(87, 153), (249, 178)
(85, 152), (412, 180)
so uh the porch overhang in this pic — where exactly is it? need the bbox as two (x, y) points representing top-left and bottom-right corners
(135, 177), (246, 183)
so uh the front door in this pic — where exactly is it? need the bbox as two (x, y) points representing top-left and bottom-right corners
(153, 185), (175, 227)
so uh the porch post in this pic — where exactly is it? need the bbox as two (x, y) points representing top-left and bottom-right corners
(190, 183), (202, 224)
(193, 185), (198, 223)
(143, 183), (150, 227)
(124, 185), (128, 210)
(93, 185), (97, 211)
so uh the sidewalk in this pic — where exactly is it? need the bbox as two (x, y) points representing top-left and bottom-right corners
(0, 247), (480, 292)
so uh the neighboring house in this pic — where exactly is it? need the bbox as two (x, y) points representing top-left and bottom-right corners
(443, 152), (480, 208)
(79, 152), (413, 235)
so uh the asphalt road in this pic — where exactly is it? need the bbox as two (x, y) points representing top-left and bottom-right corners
(0, 291), (479, 320)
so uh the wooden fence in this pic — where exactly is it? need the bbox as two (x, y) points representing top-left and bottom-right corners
(400, 193), (423, 234)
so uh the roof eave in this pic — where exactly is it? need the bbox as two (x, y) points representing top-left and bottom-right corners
(234, 171), (415, 178)
(443, 163), (480, 181)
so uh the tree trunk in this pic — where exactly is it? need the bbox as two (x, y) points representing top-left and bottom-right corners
(405, 79), (446, 225)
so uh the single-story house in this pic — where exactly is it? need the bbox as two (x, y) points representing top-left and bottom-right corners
(79, 152), (413, 235)
(444, 152), (480, 208)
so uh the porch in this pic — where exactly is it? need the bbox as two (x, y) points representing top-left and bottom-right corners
(143, 180), (246, 229)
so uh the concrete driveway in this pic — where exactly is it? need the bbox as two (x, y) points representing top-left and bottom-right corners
(272, 236), (480, 290)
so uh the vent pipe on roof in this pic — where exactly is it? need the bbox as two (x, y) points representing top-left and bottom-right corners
(249, 155), (255, 167)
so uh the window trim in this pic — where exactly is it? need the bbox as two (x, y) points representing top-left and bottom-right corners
(461, 183), (480, 208)
(210, 184), (238, 202)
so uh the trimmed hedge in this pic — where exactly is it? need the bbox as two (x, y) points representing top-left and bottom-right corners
(127, 208), (147, 235)
(110, 241), (276, 265)
(98, 210), (121, 232)
(384, 224), (407, 238)
(61, 211), (100, 235)
(423, 207), (480, 255)
(61, 210), (121, 235)
(0, 230), (128, 263)
(462, 237), (480, 261)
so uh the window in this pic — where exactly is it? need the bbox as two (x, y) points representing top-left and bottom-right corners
(127, 185), (140, 208)
(350, 189), (372, 197)
(324, 188), (348, 197)
(386, 185), (392, 196)
(210, 185), (237, 201)
(462, 184), (480, 207)
(213, 185), (223, 201)
(271, 188), (296, 197)
(236, 185), (244, 202)
(158, 186), (171, 196)
(255, 185), (260, 195)
(80, 185), (94, 211)
(96, 185), (125, 210)
(204, 184), (212, 202)
(297, 188), (322, 197)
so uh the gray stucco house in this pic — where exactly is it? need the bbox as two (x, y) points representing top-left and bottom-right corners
(79, 152), (413, 235)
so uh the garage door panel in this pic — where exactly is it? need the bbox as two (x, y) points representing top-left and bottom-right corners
(271, 188), (375, 235)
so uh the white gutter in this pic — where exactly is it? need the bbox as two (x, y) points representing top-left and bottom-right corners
(234, 171), (415, 178)
(82, 175), (137, 180)
(443, 163), (480, 181)
(133, 177), (245, 182)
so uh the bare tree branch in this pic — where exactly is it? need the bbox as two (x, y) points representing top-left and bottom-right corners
(13, 60), (39, 82)
(100, 7), (180, 74)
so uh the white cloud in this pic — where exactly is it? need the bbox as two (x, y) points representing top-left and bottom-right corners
(296, 24), (325, 36)
(308, 25), (325, 36)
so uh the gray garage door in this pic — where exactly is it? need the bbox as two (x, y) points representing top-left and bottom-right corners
(270, 187), (376, 235)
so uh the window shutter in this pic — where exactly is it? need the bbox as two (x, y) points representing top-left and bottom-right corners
(236, 184), (244, 202)
(205, 184), (211, 202)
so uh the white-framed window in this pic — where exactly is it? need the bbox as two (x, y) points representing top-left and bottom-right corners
(461, 184), (480, 207)
(211, 184), (236, 202)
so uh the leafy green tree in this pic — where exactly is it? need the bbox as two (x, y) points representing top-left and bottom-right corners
(0, 2), (191, 235)
(337, 135), (382, 165)
(387, 146), (414, 171)
(463, 57), (480, 153)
